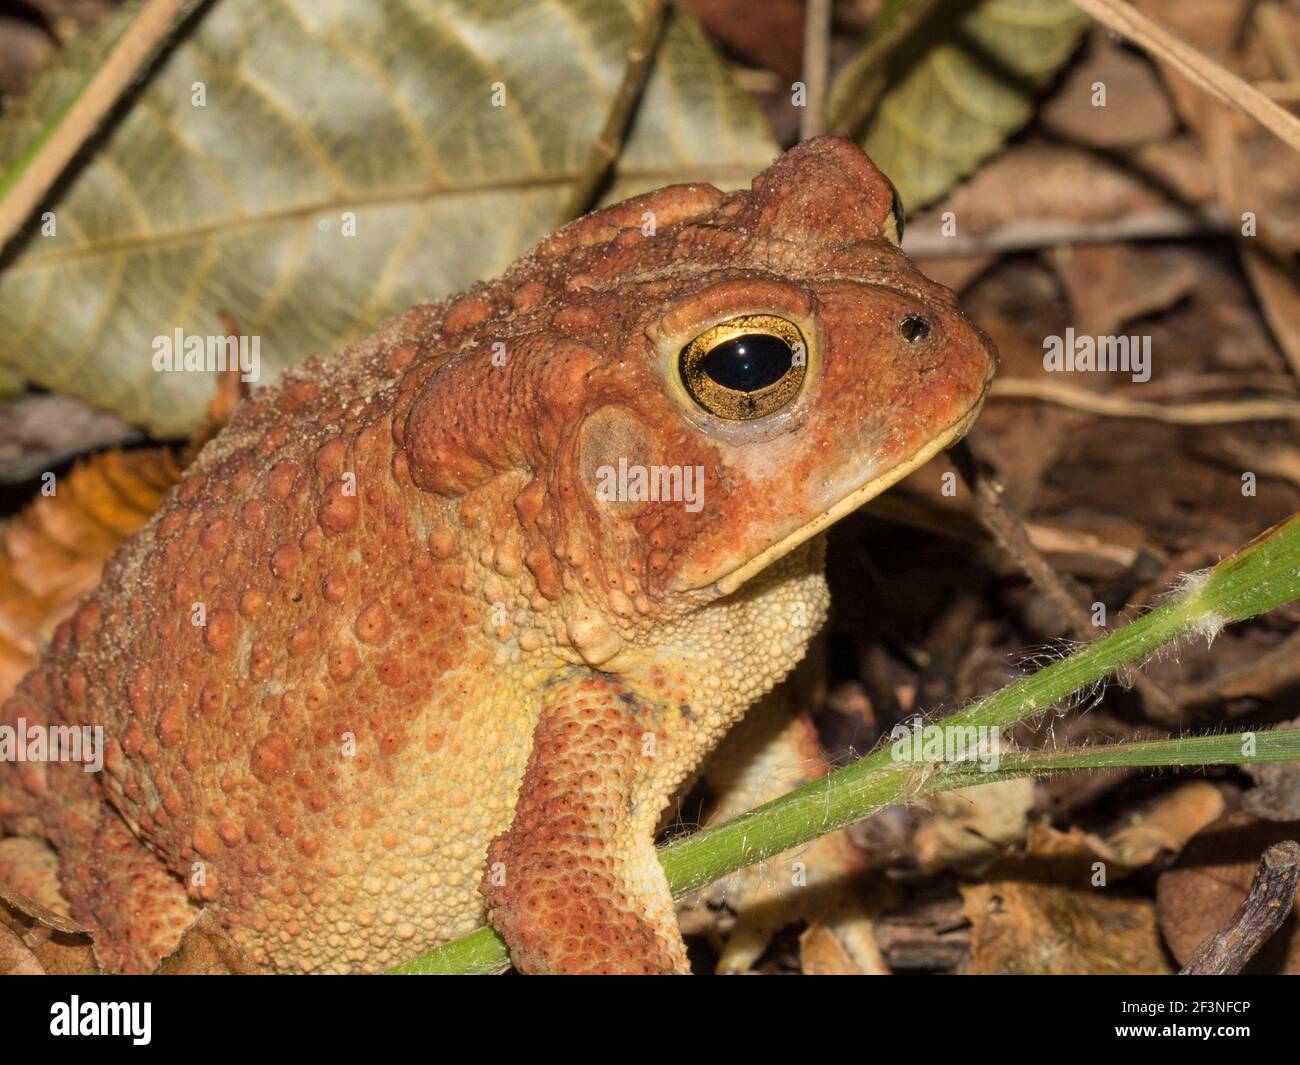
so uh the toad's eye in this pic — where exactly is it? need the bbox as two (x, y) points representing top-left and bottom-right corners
(679, 314), (807, 420)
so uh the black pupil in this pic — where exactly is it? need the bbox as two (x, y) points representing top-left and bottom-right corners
(901, 314), (930, 342)
(699, 333), (793, 393)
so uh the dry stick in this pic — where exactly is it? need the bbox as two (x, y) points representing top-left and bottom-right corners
(951, 440), (1102, 638)
(1071, 0), (1300, 155)
(1181, 840), (1300, 975)
(800, 0), (832, 140)
(903, 205), (1230, 259)
(989, 377), (1300, 424)
(0, 0), (196, 256)
(556, 0), (667, 225)
(1217, 437), (1300, 491)
(1137, 372), (1300, 398)
(864, 493), (1142, 569)
(949, 439), (1180, 721)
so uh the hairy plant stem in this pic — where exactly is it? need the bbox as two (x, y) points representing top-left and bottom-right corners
(389, 515), (1300, 975)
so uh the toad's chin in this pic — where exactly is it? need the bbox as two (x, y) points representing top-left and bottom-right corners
(692, 401), (985, 598)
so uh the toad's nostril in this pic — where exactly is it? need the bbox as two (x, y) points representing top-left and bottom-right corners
(900, 314), (931, 343)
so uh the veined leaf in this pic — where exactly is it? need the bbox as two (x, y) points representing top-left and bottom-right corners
(0, 0), (775, 435)
(829, 0), (1087, 211)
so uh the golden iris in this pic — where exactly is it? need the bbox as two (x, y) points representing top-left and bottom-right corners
(679, 314), (806, 420)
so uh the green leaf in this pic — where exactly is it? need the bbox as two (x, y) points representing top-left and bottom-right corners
(936, 729), (1300, 785)
(0, 365), (22, 398)
(829, 0), (1087, 211)
(0, 0), (775, 435)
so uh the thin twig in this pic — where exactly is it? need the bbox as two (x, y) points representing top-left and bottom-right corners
(951, 440), (1105, 641)
(800, 0), (832, 140)
(1180, 840), (1300, 974)
(556, 0), (667, 225)
(0, 0), (199, 256)
(863, 491), (1142, 570)
(1138, 372), (1300, 398)
(990, 377), (1300, 424)
(1071, 0), (1300, 155)
(1216, 437), (1300, 490)
(949, 438), (1179, 721)
(902, 205), (1230, 258)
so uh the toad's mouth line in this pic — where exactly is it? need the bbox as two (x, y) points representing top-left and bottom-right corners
(705, 401), (986, 597)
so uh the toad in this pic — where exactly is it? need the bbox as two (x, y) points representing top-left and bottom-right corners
(0, 137), (996, 974)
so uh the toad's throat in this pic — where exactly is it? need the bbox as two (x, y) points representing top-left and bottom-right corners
(700, 401), (986, 597)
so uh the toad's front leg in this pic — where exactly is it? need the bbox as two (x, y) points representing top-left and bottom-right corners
(480, 670), (691, 974)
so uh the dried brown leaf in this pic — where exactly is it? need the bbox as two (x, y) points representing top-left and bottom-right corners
(1041, 28), (1177, 148)
(0, 447), (180, 700)
(1099, 780), (1225, 868)
(961, 824), (1172, 974)
(914, 777), (1034, 874)
(1156, 812), (1300, 973)
(1047, 242), (1199, 337)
